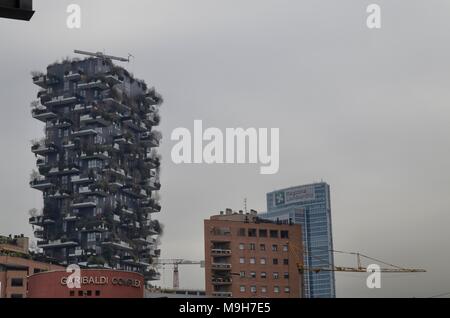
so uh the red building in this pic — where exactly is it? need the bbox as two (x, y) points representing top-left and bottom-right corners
(28, 269), (144, 298)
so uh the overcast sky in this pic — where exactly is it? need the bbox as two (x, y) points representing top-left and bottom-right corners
(0, 0), (449, 297)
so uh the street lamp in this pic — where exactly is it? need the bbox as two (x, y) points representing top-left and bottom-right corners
(0, 0), (34, 21)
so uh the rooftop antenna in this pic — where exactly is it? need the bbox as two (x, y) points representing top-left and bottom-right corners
(244, 198), (248, 214)
(74, 50), (130, 63)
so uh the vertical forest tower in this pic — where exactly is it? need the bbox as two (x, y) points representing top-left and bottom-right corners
(29, 53), (162, 281)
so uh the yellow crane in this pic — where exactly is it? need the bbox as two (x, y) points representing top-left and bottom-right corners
(287, 243), (426, 274)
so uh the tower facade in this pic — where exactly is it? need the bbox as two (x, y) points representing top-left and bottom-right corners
(260, 183), (336, 298)
(29, 55), (162, 281)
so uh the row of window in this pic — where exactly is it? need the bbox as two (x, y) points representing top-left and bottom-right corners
(237, 228), (289, 239)
(240, 285), (290, 294)
(239, 271), (290, 280)
(69, 290), (102, 297)
(239, 243), (289, 252)
(239, 257), (289, 266)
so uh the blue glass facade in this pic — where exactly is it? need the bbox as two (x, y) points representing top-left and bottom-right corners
(260, 183), (336, 298)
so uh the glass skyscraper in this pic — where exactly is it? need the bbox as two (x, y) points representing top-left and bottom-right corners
(260, 182), (336, 298)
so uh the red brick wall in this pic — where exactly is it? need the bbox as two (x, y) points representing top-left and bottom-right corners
(205, 217), (303, 298)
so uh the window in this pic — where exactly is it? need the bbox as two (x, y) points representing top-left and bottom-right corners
(87, 232), (97, 242)
(238, 228), (246, 236)
(274, 286), (280, 293)
(78, 291), (84, 297)
(261, 272), (267, 279)
(250, 258), (256, 264)
(10, 294), (23, 298)
(240, 257), (245, 264)
(250, 272), (256, 278)
(285, 287), (291, 293)
(284, 272), (290, 279)
(70, 290), (75, 297)
(273, 272), (279, 279)
(11, 278), (23, 287)
(240, 271), (246, 278)
(261, 286), (267, 294)
(239, 243), (245, 250)
(273, 258), (279, 265)
(240, 286), (246, 293)
(281, 231), (289, 239)
(260, 244), (266, 251)
(283, 259), (289, 265)
(270, 230), (279, 238)
(259, 229), (268, 237)
(272, 244), (278, 252)
(86, 290), (92, 296)
(260, 258), (266, 265)
(250, 286), (257, 293)
(95, 290), (101, 297)
(282, 245), (289, 252)
(248, 228), (257, 237)
(249, 243), (256, 251)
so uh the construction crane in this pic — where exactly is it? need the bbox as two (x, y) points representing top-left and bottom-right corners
(288, 243), (426, 274)
(74, 50), (132, 63)
(153, 259), (205, 289)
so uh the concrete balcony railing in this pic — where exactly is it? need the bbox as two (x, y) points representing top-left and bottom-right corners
(212, 292), (232, 298)
(212, 277), (232, 285)
(30, 178), (54, 190)
(31, 143), (58, 155)
(31, 107), (57, 122)
(211, 263), (232, 270)
(211, 249), (232, 256)
(77, 80), (108, 90)
(64, 71), (81, 81)
(45, 95), (78, 107)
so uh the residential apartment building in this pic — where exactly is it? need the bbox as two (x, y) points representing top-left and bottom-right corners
(204, 209), (303, 298)
(29, 54), (163, 281)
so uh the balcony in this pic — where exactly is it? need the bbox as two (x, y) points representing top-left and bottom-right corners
(211, 263), (232, 270)
(47, 119), (72, 129)
(32, 75), (46, 87)
(211, 249), (232, 256)
(80, 151), (109, 160)
(121, 207), (135, 216)
(29, 216), (55, 226)
(103, 98), (130, 113)
(34, 229), (45, 239)
(63, 214), (79, 222)
(38, 239), (78, 249)
(73, 104), (93, 112)
(31, 143), (57, 155)
(104, 74), (123, 85)
(140, 132), (160, 148)
(78, 186), (107, 197)
(31, 107), (57, 122)
(139, 199), (161, 213)
(71, 129), (98, 137)
(123, 119), (147, 132)
(144, 156), (160, 169)
(45, 95), (78, 107)
(101, 240), (133, 251)
(71, 175), (96, 185)
(72, 200), (97, 209)
(64, 71), (81, 81)
(212, 277), (232, 285)
(30, 178), (54, 190)
(80, 114), (110, 127)
(142, 178), (161, 191)
(47, 190), (72, 199)
(77, 80), (108, 90)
